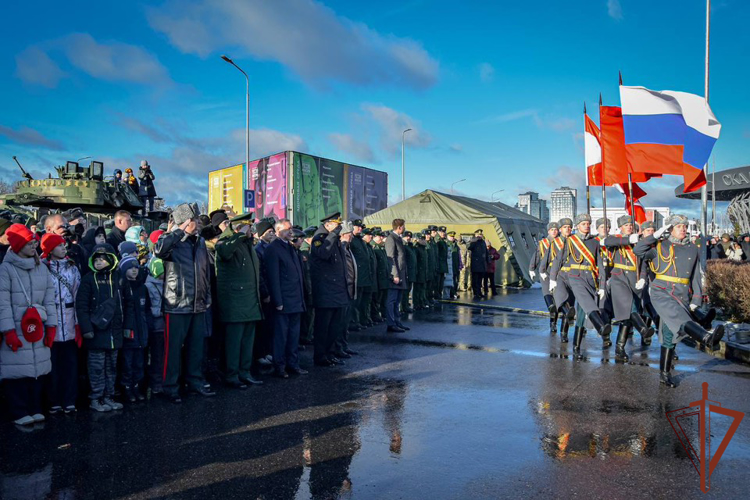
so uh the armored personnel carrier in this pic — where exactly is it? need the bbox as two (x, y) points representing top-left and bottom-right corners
(0, 159), (168, 231)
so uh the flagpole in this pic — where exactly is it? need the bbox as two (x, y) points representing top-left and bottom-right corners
(619, 71), (636, 225)
(599, 93), (608, 230)
(701, 0), (710, 240)
(712, 156), (716, 232)
(584, 102), (591, 214)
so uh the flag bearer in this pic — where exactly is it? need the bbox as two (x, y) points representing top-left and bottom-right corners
(542, 218), (574, 343)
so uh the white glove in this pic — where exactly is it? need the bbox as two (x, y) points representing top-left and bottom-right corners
(529, 271), (536, 280)
(654, 224), (672, 239)
(540, 272), (548, 281)
(549, 280), (557, 291)
(597, 289), (605, 300)
(635, 279), (645, 290)
(689, 303), (698, 311)
(629, 234), (639, 244)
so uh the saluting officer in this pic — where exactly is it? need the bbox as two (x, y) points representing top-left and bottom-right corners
(550, 214), (611, 360)
(601, 215), (654, 362)
(634, 214), (725, 388)
(413, 231), (429, 310)
(542, 218), (573, 342)
(530, 222), (560, 335)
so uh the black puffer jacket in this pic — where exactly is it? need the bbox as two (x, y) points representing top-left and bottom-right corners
(76, 244), (126, 351)
(154, 229), (212, 314)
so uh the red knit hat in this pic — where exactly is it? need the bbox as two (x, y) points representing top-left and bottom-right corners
(6, 224), (35, 253)
(149, 230), (164, 244)
(41, 233), (66, 259)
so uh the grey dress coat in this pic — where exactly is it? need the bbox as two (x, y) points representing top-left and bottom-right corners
(385, 232), (407, 290)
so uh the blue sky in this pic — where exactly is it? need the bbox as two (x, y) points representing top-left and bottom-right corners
(1, 0), (748, 215)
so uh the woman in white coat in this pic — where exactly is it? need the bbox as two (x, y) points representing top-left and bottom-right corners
(0, 224), (57, 426)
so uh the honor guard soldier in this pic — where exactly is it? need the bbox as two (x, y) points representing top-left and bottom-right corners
(594, 218), (615, 327)
(601, 215), (655, 362)
(530, 222), (561, 335)
(637, 221), (660, 342)
(349, 220), (373, 330)
(550, 214), (611, 359)
(542, 218), (574, 342)
(634, 215), (725, 388)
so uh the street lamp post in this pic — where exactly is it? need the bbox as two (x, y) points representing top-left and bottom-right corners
(451, 178), (466, 194)
(491, 189), (505, 201)
(401, 128), (412, 201)
(221, 55), (250, 198)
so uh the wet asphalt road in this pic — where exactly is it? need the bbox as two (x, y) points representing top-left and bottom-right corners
(2, 289), (750, 499)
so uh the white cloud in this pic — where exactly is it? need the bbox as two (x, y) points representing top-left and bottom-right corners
(15, 33), (172, 88)
(147, 0), (438, 89)
(0, 124), (65, 150)
(449, 143), (463, 153)
(479, 62), (495, 83)
(607, 0), (623, 21)
(328, 133), (375, 163)
(15, 47), (65, 88)
(478, 108), (538, 125)
(362, 104), (431, 158)
(478, 108), (575, 132)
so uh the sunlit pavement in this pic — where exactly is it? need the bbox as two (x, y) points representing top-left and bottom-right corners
(2, 289), (750, 499)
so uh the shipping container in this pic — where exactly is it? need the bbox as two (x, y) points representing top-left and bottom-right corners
(208, 151), (388, 227)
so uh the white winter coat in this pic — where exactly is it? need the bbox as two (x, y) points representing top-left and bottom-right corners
(0, 250), (57, 380)
(46, 258), (81, 342)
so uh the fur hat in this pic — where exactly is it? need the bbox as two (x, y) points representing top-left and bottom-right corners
(666, 214), (689, 226)
(547, 222), (559, 230)
(575, 214), (592, 225)
(617, 215), (633, 227)
(640, 221), (655, 231)
(558, 218), (573, 227)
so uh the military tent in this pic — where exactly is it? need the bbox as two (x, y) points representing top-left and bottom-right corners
(363, 190), (546, 287)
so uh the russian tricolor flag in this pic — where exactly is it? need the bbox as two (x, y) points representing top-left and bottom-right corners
(619, 86), (721, 193)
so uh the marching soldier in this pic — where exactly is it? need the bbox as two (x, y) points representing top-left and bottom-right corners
(592, 217), (615, 347)
(433, 226), (449, 300)
(634, 215), (725, 388)
(550, 214), (611, 360)
(447, 231), (461, 299)
(413, 231), (429, 310)
(601, 215), (655, 362)
(530, 222), (560, 335)
(541, 219), (573, 342)
(638, 221), (660, 343)
(401, 231), (417, 313)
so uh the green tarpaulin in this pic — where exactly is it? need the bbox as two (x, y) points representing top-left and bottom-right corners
(363, 190), (547, 287)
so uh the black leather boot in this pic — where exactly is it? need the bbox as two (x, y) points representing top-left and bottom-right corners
(630, 312), (654, 342)
(680, 320), (725, 351)
(544, 295), (557, 314)
(572, 325), (583, 360)
(560, 315), (569, 343)
(550, 311), (559, 335)
(615, 322), (630, 362)
(692, 307), (717, 330)
(642, 316), (653, 346)
(588, 310), (612, 338)
(659, 346), (676, 388)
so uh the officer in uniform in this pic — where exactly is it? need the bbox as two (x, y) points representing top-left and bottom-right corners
(361, 228), (379, 326)
(371, 229), (389, 322)
(634, 214), (725, 388)
(542, 218), (573, 342)
(458, 236), (470, 292)
(530, 222), (560, 334)
(310, 212), (349, 367)
(299, 225), (318, 345)
(349, 220), (372, 330)
(550, 214), (611, 359)
(413, 231), (429, 309)
(424, 229), (436, 303)
(447, 231), (461, 299)
(433, 226), (449, 301)
(601, 215), (655, 362)
(401, 231), (417, 313)
(468, 229), (488, 299)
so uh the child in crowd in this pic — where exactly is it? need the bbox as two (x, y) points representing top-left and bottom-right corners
(145, 258), (165, 395)
(118, 241), (139, 261)
(120, 257), (150, 402)
(41, 234), (82, 414)
(76, 244), (125, 412)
